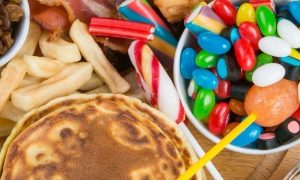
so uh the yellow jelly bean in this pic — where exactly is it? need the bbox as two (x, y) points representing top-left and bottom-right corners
(236, 3), (256, 26)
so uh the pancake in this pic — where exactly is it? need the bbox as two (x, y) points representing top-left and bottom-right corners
(0, 94), (204, 179)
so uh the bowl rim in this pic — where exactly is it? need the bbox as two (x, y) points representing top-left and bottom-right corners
(0, 0), (30, 67)
(174, 28), (300, 155)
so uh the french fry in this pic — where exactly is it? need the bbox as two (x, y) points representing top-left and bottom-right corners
(17, 75), (44, 89)
(124, 71), (147, 102)
(79, 73), (104, 91)
(0, 59), (27, 113)
(1, 101), (25, 122)
(39, 31), (82, 63)
(12, 62), (93, 111)
(23, 55), (65, 78)
(86, 85), (110, 94)
(70, 20), (130, 94)
(0, 118), (16, 137)
(16, 21), (42, 58)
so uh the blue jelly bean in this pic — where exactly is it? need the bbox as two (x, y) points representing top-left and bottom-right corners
(230, 27), (240, 44)
(289, 1), (300, 24)
(198, 32), (231, 55)
(192, 68), (218, 90)
(231, 122), (263, 147)
(180, 48), (197, 79)
(279, 56), (300, 67)
(216, 57), (228, 79)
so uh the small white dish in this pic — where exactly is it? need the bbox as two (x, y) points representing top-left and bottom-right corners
(174, 27), (300, 155)
(0, 0), (30, 67)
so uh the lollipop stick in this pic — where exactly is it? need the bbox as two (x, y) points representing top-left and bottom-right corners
(178, 114), (257, 180)
(290, 49), (300, 60)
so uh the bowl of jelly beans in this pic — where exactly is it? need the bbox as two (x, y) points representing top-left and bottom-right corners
(174, 0), (300, 154)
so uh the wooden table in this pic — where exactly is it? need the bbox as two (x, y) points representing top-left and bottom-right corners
(189, 124), (300, 179)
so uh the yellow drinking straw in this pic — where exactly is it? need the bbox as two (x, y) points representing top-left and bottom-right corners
(178, 114), (257, 180)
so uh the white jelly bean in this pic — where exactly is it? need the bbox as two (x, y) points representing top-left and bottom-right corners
(258, 36), (291, 57)
(278, 19), (300, 49)
(252, 63), (285, 87)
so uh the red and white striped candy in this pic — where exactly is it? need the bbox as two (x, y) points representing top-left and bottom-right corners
(128, 40), (185, 124)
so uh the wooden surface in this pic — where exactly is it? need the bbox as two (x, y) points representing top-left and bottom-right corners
(188, 124), (300, 179)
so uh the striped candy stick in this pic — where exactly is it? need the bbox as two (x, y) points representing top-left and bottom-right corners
(119, 0), (178, 47)
(129, 40), (223, 179)
(184, 3), (226, 35)
(129, 40), (184, 123)
(119, 0), (177, 68)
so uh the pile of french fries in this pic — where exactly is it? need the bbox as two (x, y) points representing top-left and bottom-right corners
(0, 20), (146, 137)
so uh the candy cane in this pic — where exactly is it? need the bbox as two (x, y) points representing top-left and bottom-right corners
(128, 40), (223, 179)
(129, 40), (184, 123)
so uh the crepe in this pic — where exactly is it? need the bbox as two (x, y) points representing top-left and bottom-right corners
(0, 94), (204, 179)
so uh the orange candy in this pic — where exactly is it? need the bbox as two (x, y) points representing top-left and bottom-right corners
(245, 79), (299, 127)
(229, 98), (247, 116)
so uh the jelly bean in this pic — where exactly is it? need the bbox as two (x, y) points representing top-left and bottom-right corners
(231, 122), (263, 147)
(221, 26), (240, 44)
(216, 54), (241, 82)
(213, 0), (237, 26)
(214, 78), (231, 99)
(234, 39), (256, 71)
(239, 22), (262, 51)
(208, 102), (230, 135)
(245, 79), (299, 127)
(257, 132), (280, 150)
(289, 1), (300, 24)
(229, 98), (246, 116)
(277, 19), (300, 49)
(245, 53), (273, 82)
(192, 68), (218, 90)
(195, 50), (218, 68)
(236, 3), (256, 26)
(279, 56), (300, 67)
(279, 62), (300, 81)
(198, 31), (231, 55)
(230, 81), (252, 101)
(277, 10), (300, 26)
(193, 89), (216, 120)
(292, 107), (300, 121)
(286, 66), (300, 81)
(188, 79), (200, 100)
(299, 82), (300, 103)
(256, 5), (276, 36)
(252, 63), (286, 87)
(276, 117), (300, 144)
(180, 48), (197, 79)
(258, 36), (291, 57)
(223, 122), (239, 136)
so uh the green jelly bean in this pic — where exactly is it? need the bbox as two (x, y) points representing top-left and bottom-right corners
(193, 88), (216, 120)
(245, 53), (273, 81)
(195, 50), (218, 68)
(256, 5), (276, 36)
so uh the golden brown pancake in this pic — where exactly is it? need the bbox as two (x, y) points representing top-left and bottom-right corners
(0, 94), (204, 180)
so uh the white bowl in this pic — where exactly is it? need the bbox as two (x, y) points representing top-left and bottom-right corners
(0, 0), (30, 67)
(174, 25), (300, 155)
